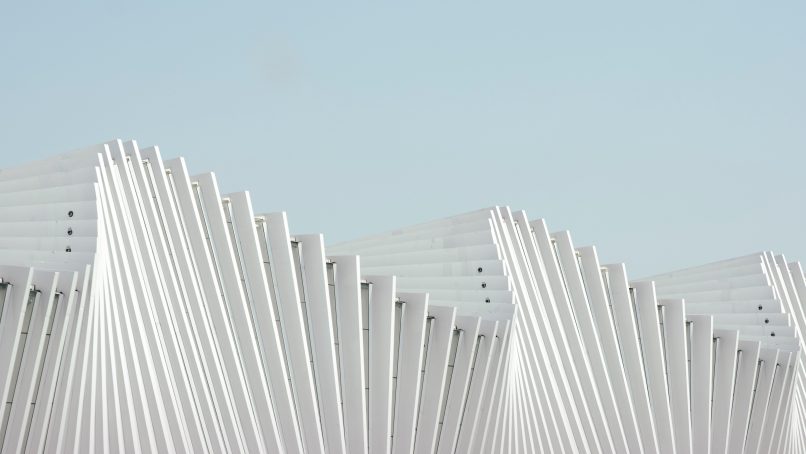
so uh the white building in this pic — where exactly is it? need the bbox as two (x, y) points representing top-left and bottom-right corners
(0, 140), (801, 453)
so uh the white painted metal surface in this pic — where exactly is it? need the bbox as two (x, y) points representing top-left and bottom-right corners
(0, 140), (801, 453)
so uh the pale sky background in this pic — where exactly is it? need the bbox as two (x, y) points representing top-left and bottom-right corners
(1, 2), (804, 277)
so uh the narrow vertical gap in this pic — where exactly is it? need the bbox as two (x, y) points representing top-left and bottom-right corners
(658, 306), (674, 416)
(685, 321), (693, 410)
(601, 269), (622, 357)
(576, 252), (597, 337)
(412, 317), (434, 438)
(0, 285), (9, 324)
(20, 405), (35, 454)
(291, 241), (322, 437)
(455, 334), (484, 451)
(742, 360), (765, 447)
(435, 329), (462, 449)
(629, 287), (642, 350)
(389, 301), (404, 445)
(255, 222), (280, 318)
(710, 336), (719, 420)
(326, 262), (346, 431)
(0, 290), (38, 447)
(658, 305), (668, 379)
(360, 281), (370, 447)
(729, 350), (744, 423)
(630, 287), (652, 402)
(21, 293), (61, 453)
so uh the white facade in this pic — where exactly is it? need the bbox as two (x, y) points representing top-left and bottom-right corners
(0, 140), (801, 453)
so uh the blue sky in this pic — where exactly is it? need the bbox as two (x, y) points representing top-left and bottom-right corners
(1, 2), (804, 276)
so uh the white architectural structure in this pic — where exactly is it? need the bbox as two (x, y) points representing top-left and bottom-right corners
(0, 140), (801, 453)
